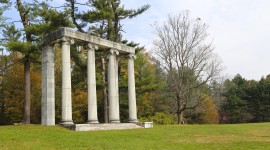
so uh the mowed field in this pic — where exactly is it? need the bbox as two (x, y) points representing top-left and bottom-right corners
(0, 123), (270, 150)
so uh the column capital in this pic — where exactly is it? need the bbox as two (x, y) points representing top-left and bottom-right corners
(128, 53), (136, 60)
(109, 49), (119, 56)
(107, 49), (119, 60)
(57, 37), (75, 45)
(86, 43), (99, 51)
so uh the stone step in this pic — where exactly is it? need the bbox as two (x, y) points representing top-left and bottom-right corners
(62, 123), (144, 131)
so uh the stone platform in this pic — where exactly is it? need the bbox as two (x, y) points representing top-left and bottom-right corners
(61, 122), (153, 131)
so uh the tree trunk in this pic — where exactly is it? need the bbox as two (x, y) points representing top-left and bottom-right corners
(177, 111), (184, 125)
(107, 19), (113, 41)
(23, 57), (30, 124)
(0, 51), (5, 124)
(176, 96), (182, 125)
(17, 0), (31, 124)
(180, 111), (184, 124)
(177, 112), (180, 124)
(102, 56), (108, 123)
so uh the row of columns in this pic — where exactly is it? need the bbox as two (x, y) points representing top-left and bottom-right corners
(42, 37), (138, 125)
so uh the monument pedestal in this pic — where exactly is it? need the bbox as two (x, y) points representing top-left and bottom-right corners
(61, 122), (153, 131)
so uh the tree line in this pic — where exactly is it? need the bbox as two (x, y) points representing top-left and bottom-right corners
(220, 74), (270, 123)
(0, 1), (268, 125)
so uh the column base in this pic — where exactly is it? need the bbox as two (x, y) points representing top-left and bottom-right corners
(87, 120), (99, 124)
(129, 119), (138, 123)
(109, 120), (120, 123)
(60, 120), (74, 125)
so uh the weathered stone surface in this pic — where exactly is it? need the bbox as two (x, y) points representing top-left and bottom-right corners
(43, 28), (135, 54)
(108, 49), (120, 123)
(87, 44), (99, 124)
(61, 38), (74, 125)
(63, 123), (142, 131)
(128, 54), (138, 123)
(41, 28), (144, 130)
(61, 122), (153, 131)
(41, 45), (55, 126)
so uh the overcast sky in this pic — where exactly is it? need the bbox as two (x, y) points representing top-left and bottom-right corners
(3, 0), (270, 80)
(120, 0), (270, 80)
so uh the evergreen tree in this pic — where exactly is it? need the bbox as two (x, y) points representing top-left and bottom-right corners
(221, 74), (270, 123)
(248, 76), (270, 122)
(1, 0), (72, 124)
(0, 1), (10, 23)
(222, 75), (251, 123)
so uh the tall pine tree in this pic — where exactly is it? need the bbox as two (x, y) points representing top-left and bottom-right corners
(1, 0), (73, 124)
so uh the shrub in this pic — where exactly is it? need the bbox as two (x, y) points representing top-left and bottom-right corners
(139, 112), (176, 125)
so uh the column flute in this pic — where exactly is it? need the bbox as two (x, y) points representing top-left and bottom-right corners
(128, 54), (138, 123)
(41, 45), (55, 126)
(87, 43), (99, 123)
(108, 49), (120, 123)
(60, 37), (74, 125)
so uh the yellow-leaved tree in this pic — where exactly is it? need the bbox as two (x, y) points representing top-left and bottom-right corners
(196, 95), (219, 124)
(3, 54), (41, 124)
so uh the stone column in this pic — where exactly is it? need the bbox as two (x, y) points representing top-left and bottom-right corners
(108, 49), (120, 123)
(61, 37), (74, 125)
(87, 44), (99, 124)
(128, 54), (138, 123)
(41, 45), (55, 126)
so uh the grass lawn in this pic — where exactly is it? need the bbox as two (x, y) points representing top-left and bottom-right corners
(0, 123), (270, 150)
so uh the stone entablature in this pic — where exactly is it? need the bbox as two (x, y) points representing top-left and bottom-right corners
(41, 28), (138, 126)
(43, 27), (135, 54)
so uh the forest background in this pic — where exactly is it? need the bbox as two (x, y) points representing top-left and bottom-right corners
(1, 0), (270, 125)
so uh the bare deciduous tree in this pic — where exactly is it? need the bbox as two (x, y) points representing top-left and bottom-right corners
(153, 11), (223, 124)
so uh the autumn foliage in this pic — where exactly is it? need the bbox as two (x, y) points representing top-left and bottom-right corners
(1, 54), (41, 124)
(196, 95), (219, 124)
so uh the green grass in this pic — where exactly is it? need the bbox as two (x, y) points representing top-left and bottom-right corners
(1, 123), (270, 150)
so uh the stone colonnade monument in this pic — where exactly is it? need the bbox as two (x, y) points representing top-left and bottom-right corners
(41, 28), (151, 130)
